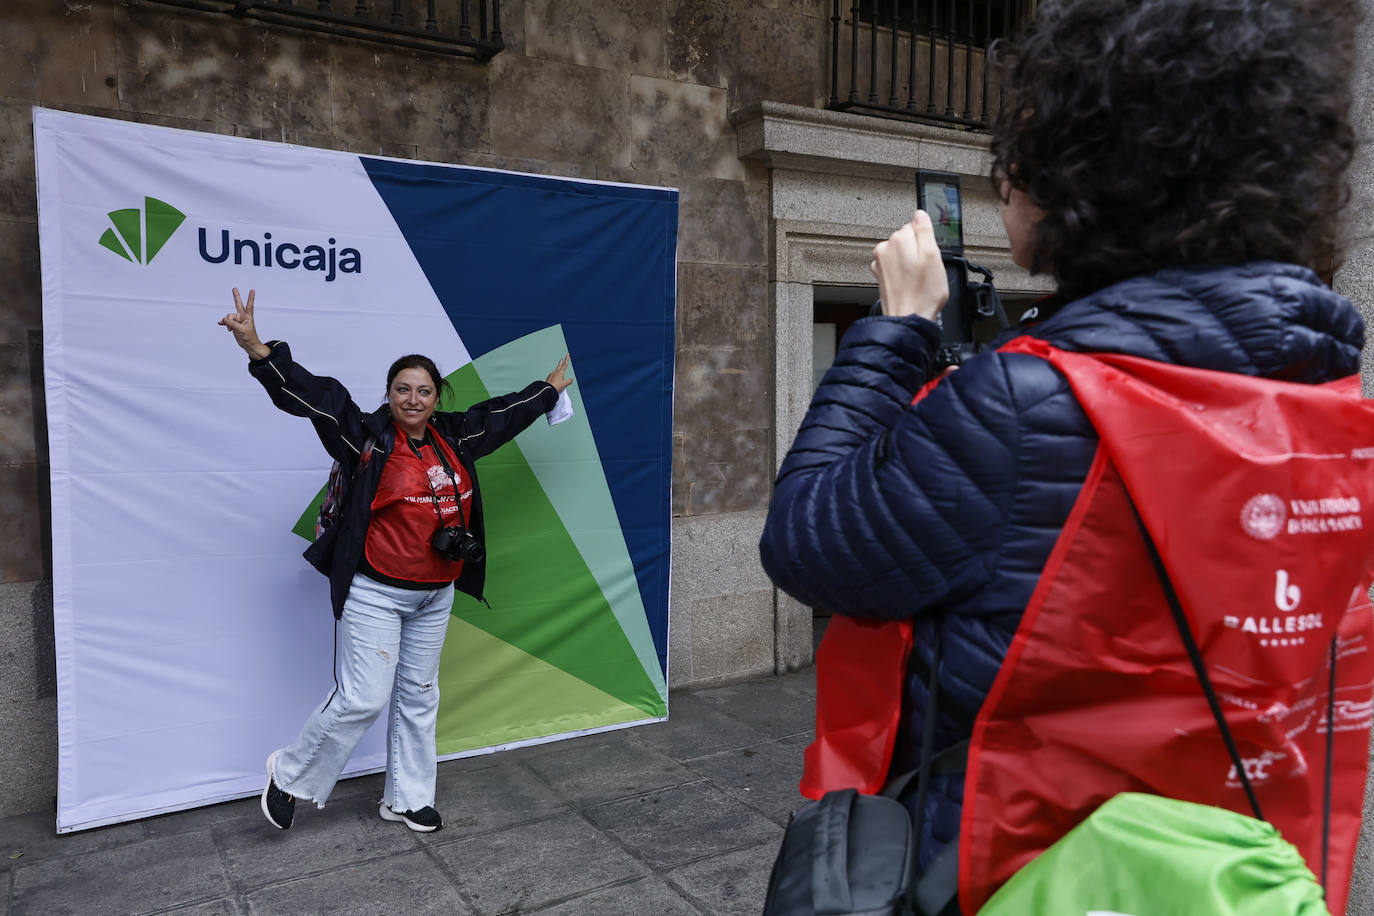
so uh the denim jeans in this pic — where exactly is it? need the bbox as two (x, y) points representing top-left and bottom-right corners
(272, 573), (454, 812)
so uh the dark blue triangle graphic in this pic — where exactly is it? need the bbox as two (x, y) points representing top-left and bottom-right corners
(360, 156), (676, 672)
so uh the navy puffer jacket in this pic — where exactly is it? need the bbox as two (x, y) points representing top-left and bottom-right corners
(759, 262), (1364, 870)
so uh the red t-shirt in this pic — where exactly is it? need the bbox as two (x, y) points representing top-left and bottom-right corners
(363, 424), (472, 585)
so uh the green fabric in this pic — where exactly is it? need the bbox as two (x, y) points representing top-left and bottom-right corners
(440, 358), (665, 719)
(455, 324), (666, 700)
(978, 793), (1328, 916)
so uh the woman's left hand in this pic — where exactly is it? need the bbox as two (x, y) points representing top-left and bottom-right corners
(546, 354), (574, 392)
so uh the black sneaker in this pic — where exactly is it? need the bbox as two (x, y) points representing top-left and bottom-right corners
(379, 802), (442, 832)
(261, 751), (295, 830)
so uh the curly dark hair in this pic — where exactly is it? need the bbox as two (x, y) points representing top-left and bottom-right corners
(990, 0), (1359, 297)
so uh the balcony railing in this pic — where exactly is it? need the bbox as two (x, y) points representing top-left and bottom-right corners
(828, 0), (1032, 129)
(141, 0), (504, 60)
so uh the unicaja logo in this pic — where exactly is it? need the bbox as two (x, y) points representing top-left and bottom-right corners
(1240, 493), (1286, 541)
(98, 196), (186, 265)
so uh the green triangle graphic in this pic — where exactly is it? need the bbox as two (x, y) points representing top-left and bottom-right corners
(143, 197), (186, 263)
(441, 362), (665, 718)
(108, 208), (143, 263)
(98, 228), (133, 261)
(436, 616), (654, 755)
(464, 325), (667, 696)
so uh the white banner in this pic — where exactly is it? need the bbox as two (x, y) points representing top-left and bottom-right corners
(35, 108), (677, 831)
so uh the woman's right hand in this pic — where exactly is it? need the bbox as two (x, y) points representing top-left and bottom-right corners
(545, 353), (574, 392)
(219, 288), (271, 360)
(870, 210), (950, 321)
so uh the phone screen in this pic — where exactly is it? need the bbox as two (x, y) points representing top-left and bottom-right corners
(916, 170), (964, 255)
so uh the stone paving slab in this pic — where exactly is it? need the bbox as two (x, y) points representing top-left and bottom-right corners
(10, 832), (229, 915)
(213, 799), (418, 891)
(691, 677), (815, 740)
(429, 811), (649, 914)
(623, 691), (769, 762)
(682, 739), (807, 827)
(141, 795), (275, 841)
(0, 669), (815, 915)
(534, 876), (702, 916)
(428, 759), (568, 840)
(241, 851), (474, 916)
(584, 780), (782, 871)
(1, 810), (148, 871)
(665, 840), (781, 916)
(517, 730), (701, 808)
(160, 900), (241, 916)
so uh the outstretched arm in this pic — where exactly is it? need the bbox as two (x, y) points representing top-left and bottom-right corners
(222, 289), (369, 468)
(436, 354), (572, 458)
(450, 381), (560, 461)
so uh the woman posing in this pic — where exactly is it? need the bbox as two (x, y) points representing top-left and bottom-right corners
(220, 287), (572, 833)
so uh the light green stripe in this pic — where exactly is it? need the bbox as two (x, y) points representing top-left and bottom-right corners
(470, 325), (667, 698)
(436, 617), (652, 755)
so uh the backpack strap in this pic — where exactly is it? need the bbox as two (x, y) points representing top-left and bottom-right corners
(913, 839), (960, 916)
(1131, 494), (1338, 894)
(908, 616), (944, 862)
(1322, 637), (1336, 888)
(811, 789), (858, 913)
(881, 741), (969, 801)
(887, 616), (965, 916)
(316, 435), (377, 537)
(1126, 496), (1265, 821)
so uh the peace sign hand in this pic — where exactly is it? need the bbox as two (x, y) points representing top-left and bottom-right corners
(218, 288), (271, 360)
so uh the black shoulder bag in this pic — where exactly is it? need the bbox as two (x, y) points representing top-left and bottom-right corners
(762, 620), (964, 916)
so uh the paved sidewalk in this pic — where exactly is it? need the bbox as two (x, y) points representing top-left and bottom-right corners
(0, 669), (815, 915)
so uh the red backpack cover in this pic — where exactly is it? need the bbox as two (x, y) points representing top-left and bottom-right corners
(802, 339), (1374, 916)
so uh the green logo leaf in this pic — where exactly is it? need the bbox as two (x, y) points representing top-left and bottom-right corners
(99, 197), (186, 265)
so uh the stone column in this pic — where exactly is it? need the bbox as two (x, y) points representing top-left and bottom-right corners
(1335, 3), (1374, 911)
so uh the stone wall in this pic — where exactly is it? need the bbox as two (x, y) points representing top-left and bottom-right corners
(0, 0), (831, 818)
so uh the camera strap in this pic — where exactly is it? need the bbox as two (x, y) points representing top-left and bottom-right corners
(408, 428), (461, 527)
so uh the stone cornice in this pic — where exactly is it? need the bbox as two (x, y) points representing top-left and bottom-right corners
(731, 100), (993, 181)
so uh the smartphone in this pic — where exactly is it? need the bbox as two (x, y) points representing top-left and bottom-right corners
(916, 169), (964, 256)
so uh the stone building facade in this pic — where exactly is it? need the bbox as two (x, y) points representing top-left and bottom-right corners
(4, 7), (1374, 906)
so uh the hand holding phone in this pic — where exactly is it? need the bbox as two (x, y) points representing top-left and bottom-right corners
(870, 210), (950, 321)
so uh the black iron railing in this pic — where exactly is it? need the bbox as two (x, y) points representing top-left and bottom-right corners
(141, 0), (504, 60)
(828, 0), (1030, 129)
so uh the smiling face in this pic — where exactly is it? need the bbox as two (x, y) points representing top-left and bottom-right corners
(388, 367), (440, 439)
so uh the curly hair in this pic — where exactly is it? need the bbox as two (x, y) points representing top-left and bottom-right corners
(990, 0), (1359, 297)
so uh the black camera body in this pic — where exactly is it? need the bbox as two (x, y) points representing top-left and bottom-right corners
(911, 170), (1011, 368)
(931, 255), (1008, 368)
(431, 524), (485, 564)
